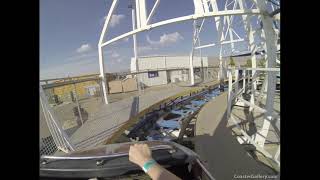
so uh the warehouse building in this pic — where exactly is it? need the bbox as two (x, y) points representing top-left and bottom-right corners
(130, 55), (213, 87)
(130, 55), (262, 87)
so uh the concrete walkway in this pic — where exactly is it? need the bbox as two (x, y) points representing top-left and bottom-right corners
(194, 93), (277, 180)
(70, 80), (217, 149)
(230, 92), (280, 144)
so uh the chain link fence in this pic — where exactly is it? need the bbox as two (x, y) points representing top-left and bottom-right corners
(41, 75), (104, 136)
(39, 68), (219, 155)
(40, 75), (106, 155)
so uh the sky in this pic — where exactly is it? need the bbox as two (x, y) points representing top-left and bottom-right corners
(40, 0), (269, 80)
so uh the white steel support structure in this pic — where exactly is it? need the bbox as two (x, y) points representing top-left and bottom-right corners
(227, 69), (233, 117)
(131, 4), (141, 93)
(254, 0), (278, 147)
(257, 74), (268, 102)
(211, 0), (225, 83)
(189, 20), (197, 86)
(237, 0), (258, 113)
(237, 0), (259, 112)
(146, 0), (160, 25)
(226, 67), (280, 165)
(218, 46), (223, 81)
(248, 22), (258, 113)
(235, 69), (239, 93)
(39, 0), (280, 162)
(97, 1), (279, 140)
(197, 26), (205, 81)
(194, 39), (244, 50)
(135, 0), (147, 28)
(98, 0), (119, 104)
(243, 70), (246, 93)
(99, 0), (259, 101)
(226, 15), (235, 53)
(100, 10), (261, 47)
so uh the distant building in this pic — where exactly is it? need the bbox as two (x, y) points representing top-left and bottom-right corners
(130, 55), (213, 87)
(41, 74), (103, 104)
(130, 55), (258, 87)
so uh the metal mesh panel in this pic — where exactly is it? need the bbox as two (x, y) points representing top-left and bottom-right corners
(40, 136), (57, 156)
(41, 77), (104, 137)
(40, 85), (75, 154)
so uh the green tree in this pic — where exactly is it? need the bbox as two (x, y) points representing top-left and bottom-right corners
(258, 58), (266, 67)
(229, 57), (235, 66)
(246, 59), (252, 67)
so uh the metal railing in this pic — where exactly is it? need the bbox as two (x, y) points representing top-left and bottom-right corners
(226, 67), (280, 167)
(40, 85), (75, 154)
(40, 140), (215, 180)
(39, 68), (220, 154)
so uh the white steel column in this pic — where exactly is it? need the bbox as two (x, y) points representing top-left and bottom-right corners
(235, 69), (239, 93)
(243, 70), (246, 92)
(238, 0), (256, 103)
(226, 15), (235, 52)
(227, 69), (233, 117)
(197, 27), (205, 81)
(258, 74), (267, 102)
(248, 22), (257, 112)
(254, 0), (277, 147)
(138, 0), (147, 27)
(135, 0), (141, 27)
(146, 0), (160, 25)
(98, 0), (119, 104)
(98, 47), (109, 104)
(218, 46), (221, 80)
(189, 53), (195, 85)
(212, 0), (225, 83)
(131, 4), (141, 93)
(189, 20), (197, 86)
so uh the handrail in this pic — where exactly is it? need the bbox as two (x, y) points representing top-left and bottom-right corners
(226, 66), (280, 168)
(41, 144), (173, 160)
(227, 67), (280, 71)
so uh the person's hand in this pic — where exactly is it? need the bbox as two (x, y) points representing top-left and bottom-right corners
(129, 143), (153, 168)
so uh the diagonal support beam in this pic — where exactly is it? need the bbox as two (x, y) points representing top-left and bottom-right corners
(146, 0), (160, 25)
(98, 0), (119, 104)
(100, 9), (261, 47)
(194, 38), (244, 49)
(253, 0), (278, 148)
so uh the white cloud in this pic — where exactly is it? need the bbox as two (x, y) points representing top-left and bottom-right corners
(109, 56), (123, 66)
(123, 37), (129, 42)
(106, 50), (123, 64)
(138, 46), (157, 53)
(146, 32), (184, 46)
(104, 14), (125, 27)
(138, 33), (183, 54)
(66, 51), (97, 62)
(111, 51), (120, 58)
(76, 44), (92, 53)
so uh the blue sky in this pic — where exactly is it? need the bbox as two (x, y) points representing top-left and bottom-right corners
(40, 0), (266, 79)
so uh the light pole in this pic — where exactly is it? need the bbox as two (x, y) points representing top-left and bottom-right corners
(129, 2), (141, 94)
